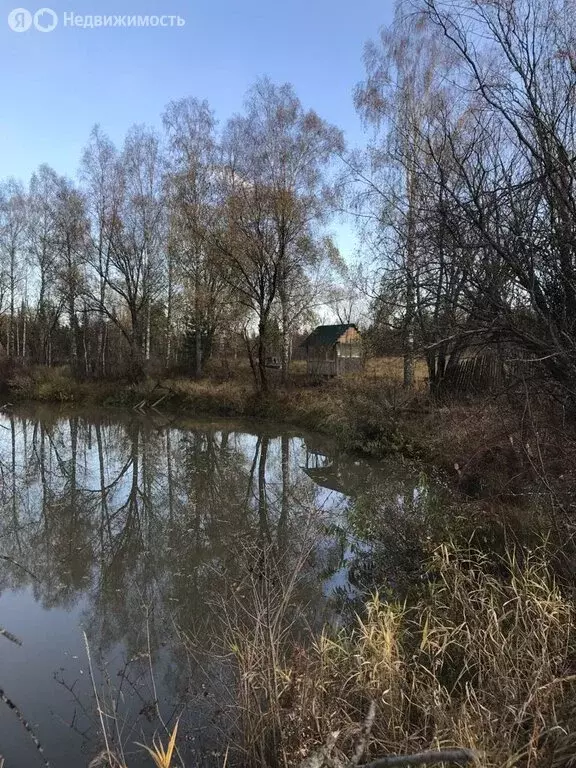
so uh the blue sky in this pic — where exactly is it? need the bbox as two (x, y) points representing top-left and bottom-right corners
(1, 0), (393, 258)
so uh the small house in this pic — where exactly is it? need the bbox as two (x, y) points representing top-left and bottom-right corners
(302, 324), (363, 376)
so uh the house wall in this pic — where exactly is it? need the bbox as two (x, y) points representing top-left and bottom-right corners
(336, 342), (362, 358)
(336, 357), (363, 375)
(338, 327), (362, 344)
(306, 328), (363, 376)
(307, 359), (338, 376)
(307, 352), (363, 376)
(306, 344), (336, 375)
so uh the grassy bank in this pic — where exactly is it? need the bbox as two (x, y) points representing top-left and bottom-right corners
(1, 359), (564, 501)
(1, 361), (432, 462)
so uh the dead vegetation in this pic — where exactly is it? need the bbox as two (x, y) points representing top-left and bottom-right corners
(218, 542), (576, 768)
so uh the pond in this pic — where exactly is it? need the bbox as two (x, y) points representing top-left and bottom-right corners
(0, 406), (442, 768)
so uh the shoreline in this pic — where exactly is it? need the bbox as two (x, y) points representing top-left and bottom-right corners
(1, 372), (436, 467)
(0, 365), (543, 500)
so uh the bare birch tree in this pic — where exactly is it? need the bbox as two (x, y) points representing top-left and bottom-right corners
(217, 79), (343, 389)
(0, 179), (27, 357)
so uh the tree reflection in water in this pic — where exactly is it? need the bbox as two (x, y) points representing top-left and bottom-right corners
(0, 407), (433, 767)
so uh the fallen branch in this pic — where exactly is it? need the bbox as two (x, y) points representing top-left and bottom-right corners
(300, 705), (477, 768)
(361, 749), (476, 768)
(0, 687), (51, 766)
(0, 626), (22, 646)
(0, 554), (39, 582)
(349, 700), (377, 768)
(151, 392), (169, 410)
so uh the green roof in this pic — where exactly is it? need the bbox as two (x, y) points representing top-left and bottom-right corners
(303, 324), (359, 348)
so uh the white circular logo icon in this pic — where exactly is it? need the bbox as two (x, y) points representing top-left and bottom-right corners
(8, 8), (32, 31)
(33, 7), (58, 31)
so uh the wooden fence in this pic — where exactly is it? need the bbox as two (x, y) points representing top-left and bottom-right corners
(439, 355), (539, 395)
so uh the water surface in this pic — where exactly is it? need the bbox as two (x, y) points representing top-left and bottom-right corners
(0, 406), (433, 767)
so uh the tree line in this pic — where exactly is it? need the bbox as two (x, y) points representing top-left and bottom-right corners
(3, 0), (576, 401)
(0, 79), (346, 389)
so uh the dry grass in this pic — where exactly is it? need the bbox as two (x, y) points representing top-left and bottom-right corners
(213, 542), (315, 768)
(136, 721), (180, 768)
(204, 355), (429, 386)
(162, 377), (255, 416)
(365, 357), (429, 388)
(222, 543), (576, 768)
